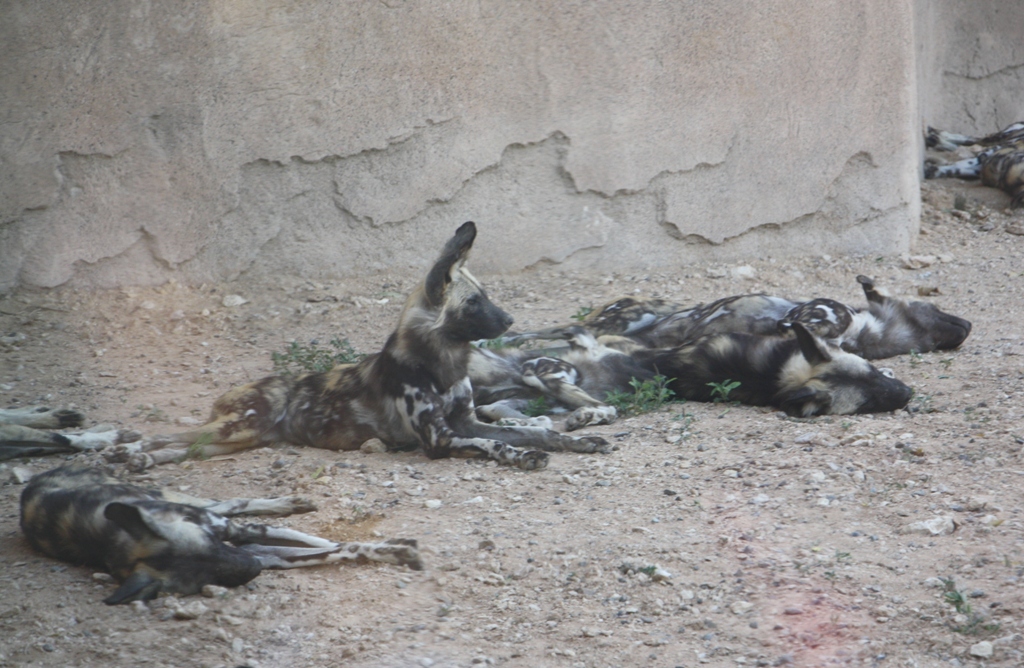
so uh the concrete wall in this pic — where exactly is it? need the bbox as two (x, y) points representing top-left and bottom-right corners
(916, 0), (1024, 137)
(1, 1), (922, 292)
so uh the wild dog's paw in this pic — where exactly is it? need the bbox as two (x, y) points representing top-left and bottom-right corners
(565, 406), (617, 431)
(101, 442), (142, 463)
(517, 450), (550, 471)
(379, 539), (424, 570)
(280, 496), (318, 514)
(577, 435), (617, 454)
(126, 452), (155, 472)
(53, 408), (86, 428)
(116, 429), (144, 444)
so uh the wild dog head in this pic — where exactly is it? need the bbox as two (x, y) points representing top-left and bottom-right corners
(20, 466), (263, 604)
(854, 275), (971, 357)
(777, 323), (913, 416)
(418, 221), (514, 343)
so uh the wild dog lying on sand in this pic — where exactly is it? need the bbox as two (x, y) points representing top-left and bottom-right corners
(0, 406), (141, 461)
(123, 222), (610, 472)
(925, 122), (1024, 208)
(20, 465), (422, 604)
(470, 326), (652, 430)
(631, 322), (913, 417)
(510, 275), (970, 359)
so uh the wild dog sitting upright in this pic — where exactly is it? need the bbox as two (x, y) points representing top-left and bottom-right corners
(127, 222), (610, 471)
(632, 323), (913, 416)
(21, 465), (422, 604)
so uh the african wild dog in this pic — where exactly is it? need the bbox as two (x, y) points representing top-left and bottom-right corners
(925, 121), (1024, 208)
(631, 322), (913, 417)
(20, 465), (422, 604)
(470, 326), (652, 430)
(122, 222), (610, 472)
(508, 275), (970, 359)
(0, 406), (141, 461)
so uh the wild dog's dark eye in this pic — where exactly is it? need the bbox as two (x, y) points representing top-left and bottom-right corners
(466, 295), (479, 306)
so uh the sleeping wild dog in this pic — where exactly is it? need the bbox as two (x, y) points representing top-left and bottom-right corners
(20, 465), (422, 604)
(925, 121), (1024, 208)
(631, 322), (913, 416)
(0, 406), (141, 461)
(509, 275), (970, 359)
(124, 222), (610, 472)
(470, 326), (654, 430)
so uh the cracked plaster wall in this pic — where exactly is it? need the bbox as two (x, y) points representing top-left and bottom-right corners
(916, 1), (1024, 136)
(1, 1), (923, 291)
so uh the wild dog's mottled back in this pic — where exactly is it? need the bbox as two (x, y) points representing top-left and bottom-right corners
(21, 465), (422, 604)
(633, 323), (912, 416)
(123, 222), (610, 471)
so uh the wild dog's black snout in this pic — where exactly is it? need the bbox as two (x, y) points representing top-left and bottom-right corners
(855, 374), (913, 414)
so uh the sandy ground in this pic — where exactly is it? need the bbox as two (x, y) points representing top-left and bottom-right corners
(1, 180), (1024, 668)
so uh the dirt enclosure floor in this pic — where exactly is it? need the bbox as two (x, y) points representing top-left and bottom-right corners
(2, 180), (1024, 668)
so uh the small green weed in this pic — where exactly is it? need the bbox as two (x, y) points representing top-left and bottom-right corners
(605, 375), (676, 416)
(940, 577), (1001, 635)
(476, 337), (526, 350)
(523, 396), (550, 418)
(271, 337), (364, 376)
(570, 306), (594, 322)
(909, 350), (923, 368)
(707, 379), (741, 403)
(186, 432), (215, 460)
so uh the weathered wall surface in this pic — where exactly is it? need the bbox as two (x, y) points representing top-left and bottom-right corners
(1, 1), (920, 292)
(916, 0), (1024, 137)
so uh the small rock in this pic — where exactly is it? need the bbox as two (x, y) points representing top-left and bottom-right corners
(202, 584), (229, 598)
(731, 601), (754, 615)
(92, 572), (114, 583)
(751, 494), (770, 505)
(1006, 222), (1024, 236)
(424, 499), (442, 509)
(9, 467), (34, 484)
(783, 607), (803, 615)
(360, 438), (387, 454)
(969, 640), (993, 658)
(172, 600), (209, 620)
(129, 600), (149, 613)
(900, 254), (936, 269)
(966, 496), (990, 512)
(731, 265), (757, 281)
(231, 637), (245, 653)
(905, 515), (956, 536)
(221, 294), (248, 307)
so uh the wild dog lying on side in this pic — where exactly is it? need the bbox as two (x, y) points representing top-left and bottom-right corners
(0, 406), (141, 461)
(470, 326), (652, 430)
(20, 465), (422, 604)
(124, 222), (610, 472)
(925, 122), (1024, 208)
(631, 322), (913, 417)
(510, 275), (970, 359)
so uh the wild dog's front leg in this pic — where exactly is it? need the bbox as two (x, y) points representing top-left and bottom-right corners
(445, 379), (615, 456)
(405, 384), (550, 470)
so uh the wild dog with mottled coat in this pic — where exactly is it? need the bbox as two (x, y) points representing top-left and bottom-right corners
(925, 121), (1024, 208)
(631, 322), (913, 417)
(124, 222), (610, 472)
(470, 326), (653, 430)
(510, 275), (970, 359)
(20, 465), (422, 604)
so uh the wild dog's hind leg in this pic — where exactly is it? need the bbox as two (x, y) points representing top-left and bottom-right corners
(242, 538), (423, 571)
(520, 357), (617, 431)
(124, 378), (291, 470)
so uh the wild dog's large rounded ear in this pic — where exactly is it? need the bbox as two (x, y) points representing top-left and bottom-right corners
(856, 275), (888, 304)
(425, 222), (477, 306)
(103, 570), (163, 605)
(791, 322), (831, 366)
(104, 502), (170, 545)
